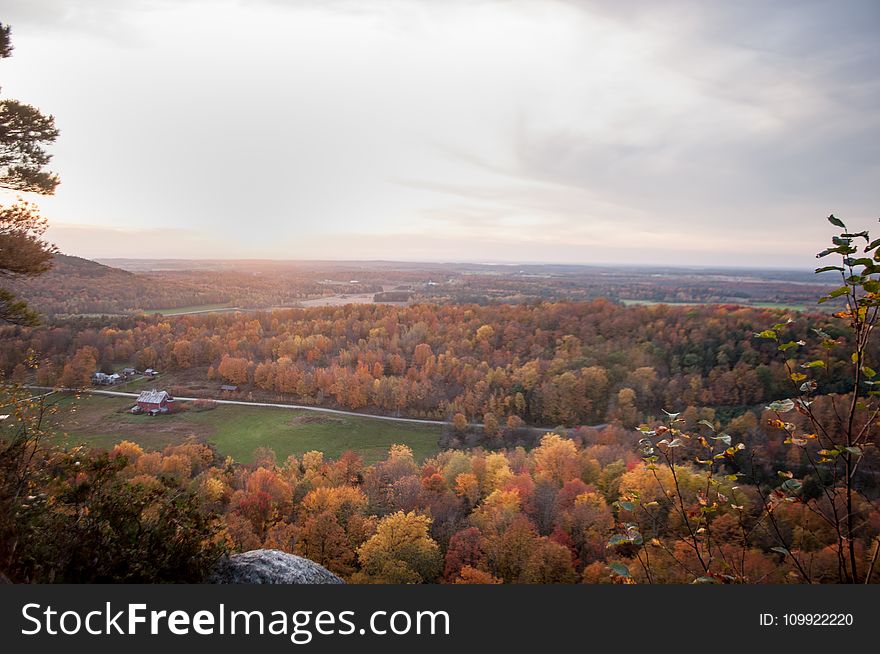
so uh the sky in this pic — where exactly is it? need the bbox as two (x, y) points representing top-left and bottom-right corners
(1, 0), (878, 267)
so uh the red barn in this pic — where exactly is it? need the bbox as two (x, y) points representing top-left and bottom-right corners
(136, 389), (173, 413)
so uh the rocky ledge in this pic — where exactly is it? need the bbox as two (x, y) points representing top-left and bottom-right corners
(208, 549), (344, 584)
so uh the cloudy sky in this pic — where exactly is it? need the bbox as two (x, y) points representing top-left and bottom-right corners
(1, 0), (878, 267)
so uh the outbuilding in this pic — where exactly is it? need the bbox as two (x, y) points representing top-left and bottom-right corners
(136, 389), (173, 413)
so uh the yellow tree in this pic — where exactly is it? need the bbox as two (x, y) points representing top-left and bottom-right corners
(532, 433), (580, 486)
(353, 511), (440, 583)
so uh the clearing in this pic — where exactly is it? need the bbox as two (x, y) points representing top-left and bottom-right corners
(142, 303), (239, 316)
(47, 394), (441, 464)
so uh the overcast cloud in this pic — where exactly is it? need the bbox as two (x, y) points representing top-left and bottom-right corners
(1, 0), (878, 266)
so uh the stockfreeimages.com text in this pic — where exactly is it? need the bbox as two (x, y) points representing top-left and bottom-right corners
(21, 602), (450, 644)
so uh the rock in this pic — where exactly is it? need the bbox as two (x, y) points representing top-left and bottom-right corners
(208, 549), (345, 584)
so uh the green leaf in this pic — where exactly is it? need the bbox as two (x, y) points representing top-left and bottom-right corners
(609, 563), (630, 578)
(815, 265), (844, 274)
(844, 446), (862, 457)
(754, 329), (777, 340)
(801, 360), (825, 368)
(711, 433), (732, 446)
(828, 214), (846, 228)
(766, 399), (795, 413)
(616, 501), (635, 512)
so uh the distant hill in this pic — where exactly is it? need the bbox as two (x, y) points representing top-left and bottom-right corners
(3, 254), (225, 317)
(49, 254), (136, 279)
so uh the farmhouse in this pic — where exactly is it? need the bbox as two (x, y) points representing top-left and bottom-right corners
(220, 384), (239, 392)
(144, 368), (159, 376)
(122, 367), (137, 377)
(92, 372), (122, 385)
(136, 389), (173, 413)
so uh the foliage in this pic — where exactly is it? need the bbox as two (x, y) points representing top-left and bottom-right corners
(0, 23), (59, 195)
(752, 215), (880, 582)
(0, 382), (225, 582)
(3, 299), (861, 432)
(1, 215), (879, 584)
(0, 24), (58, 326)
(352, 511), (441, 583)
(614, 216), (880, 583)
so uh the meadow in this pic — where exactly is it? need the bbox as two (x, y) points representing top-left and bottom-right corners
(47, 394), (441, 464)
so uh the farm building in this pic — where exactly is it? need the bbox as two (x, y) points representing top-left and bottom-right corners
(220, 384), (239, 392)
(92, 372), (112, 385)
(122, 368), (137, 377)
(144, 368), (159, 376)
(135, 389), (173, 413)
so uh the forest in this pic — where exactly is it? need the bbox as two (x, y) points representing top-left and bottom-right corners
(3, 250), (880, 583)
(0, 300), (866, 429)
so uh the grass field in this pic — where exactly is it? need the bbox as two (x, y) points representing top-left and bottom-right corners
(47, 394), (441, 464)
(142, 303), (237, 316)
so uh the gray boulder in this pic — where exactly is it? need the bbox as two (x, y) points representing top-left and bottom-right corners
(209, 549), (345, 584)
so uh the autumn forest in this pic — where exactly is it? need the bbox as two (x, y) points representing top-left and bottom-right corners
(2, 10), (880, 588)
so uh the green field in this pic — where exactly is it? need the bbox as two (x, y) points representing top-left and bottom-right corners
(48, 394), (441, 464)
(142, 303), (238, 316)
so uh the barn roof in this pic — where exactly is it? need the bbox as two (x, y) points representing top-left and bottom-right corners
(137, 390), (170, 404)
